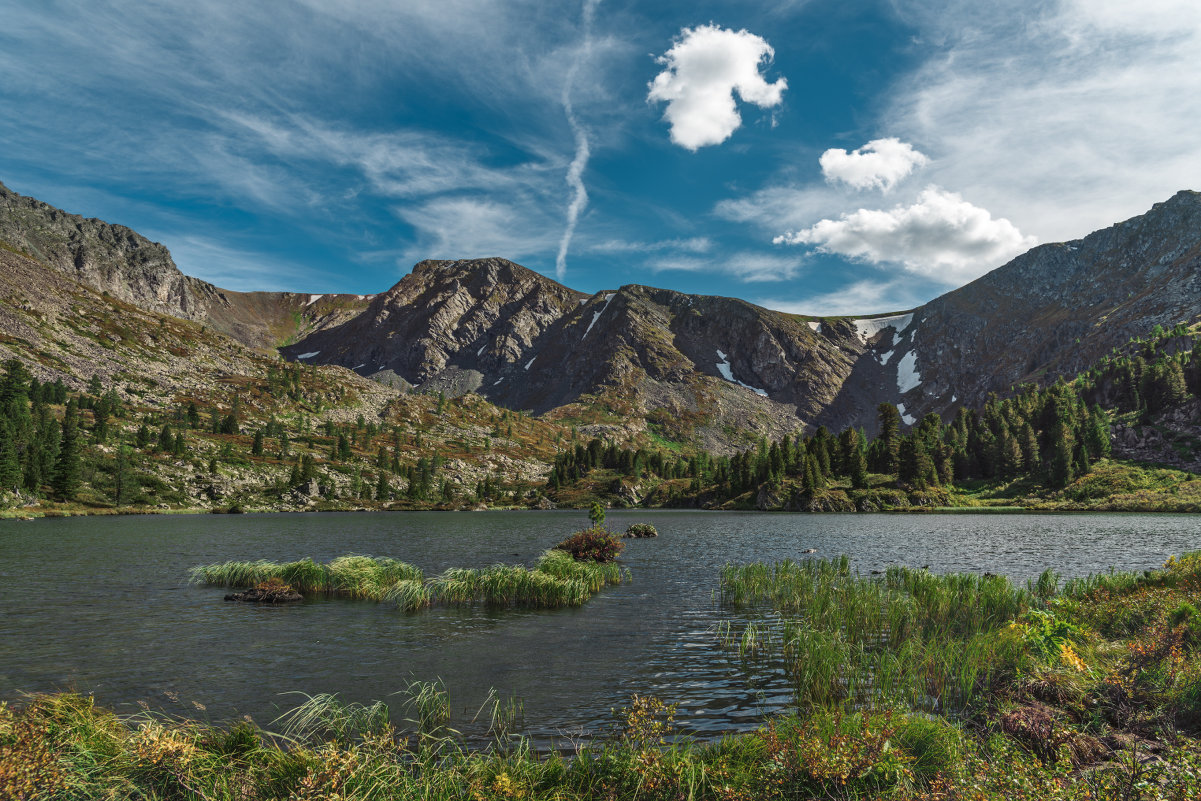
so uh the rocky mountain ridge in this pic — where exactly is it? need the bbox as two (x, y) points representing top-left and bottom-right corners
(0, 180), (370, 350)
(3, 179), (1200, 452)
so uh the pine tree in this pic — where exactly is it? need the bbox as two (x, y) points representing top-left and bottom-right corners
(872, 403), (901, 474)
(252, 431), (264, 456)
(51, 400), (82, 500)
(375, 470), (390, 502)
(0, 421), (21, 491)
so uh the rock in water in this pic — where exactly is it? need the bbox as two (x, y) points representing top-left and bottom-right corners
(224, 580), (303, 603)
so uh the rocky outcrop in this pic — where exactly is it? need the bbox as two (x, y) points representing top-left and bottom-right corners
(0, 181), (370, 350)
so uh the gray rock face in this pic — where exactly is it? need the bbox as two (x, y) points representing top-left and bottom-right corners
(901, 190), (1201, 424)
(0, 181), (371, 350)
(0, 180), (201, 320)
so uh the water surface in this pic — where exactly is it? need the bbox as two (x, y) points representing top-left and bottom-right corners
(2, 510), (1199, 745)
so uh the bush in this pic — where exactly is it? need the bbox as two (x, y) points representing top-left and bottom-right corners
(624, 523), (658, 538)
(554, 527), (624, 563)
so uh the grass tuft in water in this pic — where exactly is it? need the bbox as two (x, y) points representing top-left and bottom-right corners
(191, 549), (626, 611)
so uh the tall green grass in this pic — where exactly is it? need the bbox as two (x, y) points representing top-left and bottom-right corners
(718, 558), (1035, 712)
(190, 550), (627, 611)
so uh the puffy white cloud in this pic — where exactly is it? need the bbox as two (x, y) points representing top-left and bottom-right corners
(774, 186), (1036, 283)
(647, 24), (787, 150)
(819, 138), (928, 191)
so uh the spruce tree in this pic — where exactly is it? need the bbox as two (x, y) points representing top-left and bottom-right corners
(0, 422), (21, 491)
(51, 400), (82, 500)
(252, 431), (264, 456)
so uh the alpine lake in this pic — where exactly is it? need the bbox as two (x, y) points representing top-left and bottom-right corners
(3, 510), (1200, 748)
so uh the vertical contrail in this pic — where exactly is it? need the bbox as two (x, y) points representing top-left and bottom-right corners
(555, 0), (600, 282)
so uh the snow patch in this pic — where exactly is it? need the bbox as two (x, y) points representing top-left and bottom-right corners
(305, 294), (324, 306)
(892, 332), (902, 347)
(879, 350), (894, 365)
(897, 403), (917, 426)
(807, 321), (821, 333)
(582, 293), (615, 339)
(477, 344), (486, 356)
(896, 350), (922, 393)
(715, 349), (768, 397)
(297, 351), (320, 360)
(851, 313), (913, 344)
(352, 363), (365, 370)
(493, 377), (504, 386)
(524, 356), (536, 370)
(951, 395), (958, 403)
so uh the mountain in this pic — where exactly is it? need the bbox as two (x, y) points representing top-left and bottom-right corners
(901, 190), (1201, 422)
(3, 179), (1200, 454)
(281, 191), (1201, 445)
(0, 181), (371, 350)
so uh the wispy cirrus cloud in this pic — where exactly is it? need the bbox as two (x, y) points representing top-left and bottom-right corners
(649, 251), (803, 282)
(885, 0), (1201, 242)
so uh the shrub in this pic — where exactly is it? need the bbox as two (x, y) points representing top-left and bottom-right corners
(554, 527), (624, 563)
(624, 523), (657, 538)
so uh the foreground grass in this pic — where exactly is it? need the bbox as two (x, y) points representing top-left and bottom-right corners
(190, 550), (627, 610)
(11, 555), (1201, 799)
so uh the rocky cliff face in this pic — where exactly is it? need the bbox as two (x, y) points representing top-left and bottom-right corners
(0, 181), (369, 350)
(894, 190), (1201, 424)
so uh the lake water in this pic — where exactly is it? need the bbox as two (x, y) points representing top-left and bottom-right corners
(2, 510), (1200, 746)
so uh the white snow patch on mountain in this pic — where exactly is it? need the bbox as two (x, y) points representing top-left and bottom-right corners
(305, 294), (324, 306)
(852, 313), (913, 344)
(582, 293), (615, 339)
(896, 350), (921, 393)
(297, 351), (320, 360)
(897, 403), (917, 425)
(715, 349), (768, 397)
(807, 321), (821, 333)
(524, 357), (536, 370)
(879, 350), (894, 365)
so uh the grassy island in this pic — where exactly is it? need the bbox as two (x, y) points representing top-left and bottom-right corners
(191, 549), (627, 611)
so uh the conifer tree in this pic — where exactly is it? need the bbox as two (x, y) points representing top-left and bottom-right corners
(51, 400), (81, 500)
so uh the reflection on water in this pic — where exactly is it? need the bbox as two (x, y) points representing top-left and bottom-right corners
(1, 510), (1198, 746)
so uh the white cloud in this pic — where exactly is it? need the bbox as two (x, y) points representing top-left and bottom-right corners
(647, 24), (787, 150)
(885, 0), (1201, 243)
(756, 278), (926, 317)
(554, 0), (602, 281)
(589, 236), (712, 254)
(649, 251), (802, 282)
(819, 138), (928, 191)
(394, 197), (560, 263)
(774, 186), (1036, 284)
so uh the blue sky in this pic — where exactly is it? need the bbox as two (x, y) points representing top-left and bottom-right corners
(2, 0), (1199, 315)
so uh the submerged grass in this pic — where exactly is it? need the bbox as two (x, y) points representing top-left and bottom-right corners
(190, 550), (627, 612)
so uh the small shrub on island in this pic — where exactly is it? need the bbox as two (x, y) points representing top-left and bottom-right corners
(554, 527), (624, 563)
(624, 523), (658, 539)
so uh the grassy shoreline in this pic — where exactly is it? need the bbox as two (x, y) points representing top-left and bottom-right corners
(9, 554), (1201, 799)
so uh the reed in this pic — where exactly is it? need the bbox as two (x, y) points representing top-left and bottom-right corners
(192, 550), (626, 612)
(718, 557), (1035, 712)
(190, 555), (425, 602)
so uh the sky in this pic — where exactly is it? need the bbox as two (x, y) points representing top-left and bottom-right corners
(1, 0), (1199, 316)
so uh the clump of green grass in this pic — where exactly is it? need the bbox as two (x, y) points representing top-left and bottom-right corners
(191, 550), (627, 612)
(190, 555), (424, 603)
(718, 557), (1035, 712)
